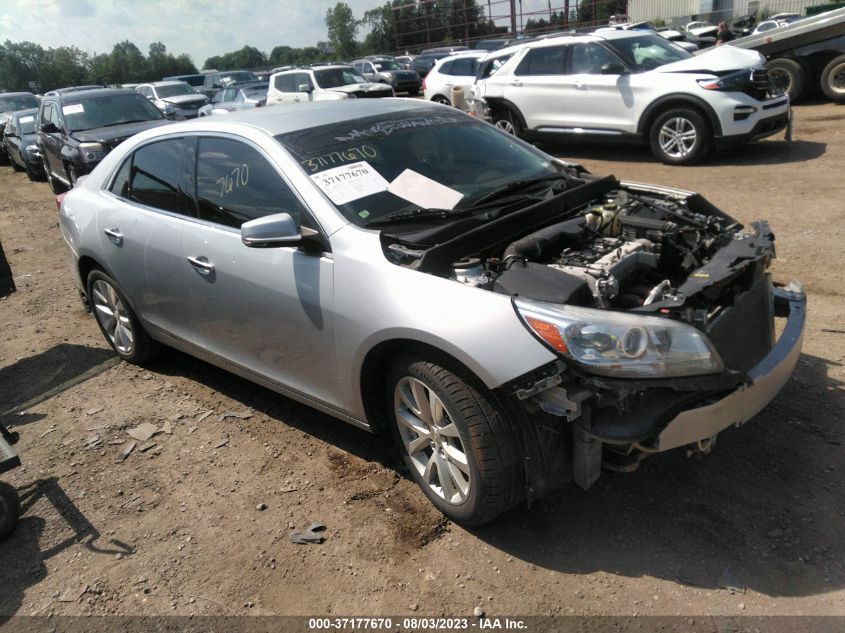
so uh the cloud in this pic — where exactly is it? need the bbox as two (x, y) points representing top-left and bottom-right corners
(55, 0), (96, 18)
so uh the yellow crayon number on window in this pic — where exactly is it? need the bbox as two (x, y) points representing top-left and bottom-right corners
(216, 163), (249, 199)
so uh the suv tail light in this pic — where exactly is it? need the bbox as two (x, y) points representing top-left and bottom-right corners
(422, 77), (427, 91)
(56, 193), (67, 212)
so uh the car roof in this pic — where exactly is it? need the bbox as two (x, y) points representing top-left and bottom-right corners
(148, 81), (190, 88)
(0, 92), (37, 98)
(164, 99), (441, 136)
(46, 88), (140, 103)
(273, 64), (353, 75)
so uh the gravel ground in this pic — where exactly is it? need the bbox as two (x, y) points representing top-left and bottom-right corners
(0, 100), (843, 623)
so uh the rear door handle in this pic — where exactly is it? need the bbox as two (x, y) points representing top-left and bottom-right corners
(103, 227), (123, 245)
(511, 80), (522, 87)
(575, 82), (587, 90)
(187, 256), (215, 274)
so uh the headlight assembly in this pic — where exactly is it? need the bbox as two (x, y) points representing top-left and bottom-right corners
(514, 298), (724, 378)
(79, 142), (104, 163)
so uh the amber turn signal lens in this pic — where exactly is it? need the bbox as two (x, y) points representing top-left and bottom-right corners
(525, 317), (568, 354)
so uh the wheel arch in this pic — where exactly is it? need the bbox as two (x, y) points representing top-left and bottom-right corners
(484, 97), (529, 131)
(359, 338), (494, 434)
(637, 94), (722, 138)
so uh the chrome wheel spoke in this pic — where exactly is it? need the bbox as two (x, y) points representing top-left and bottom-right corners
(437, 422), (460, 438)
(394, 376), (472, 506)
(443, 443), (470, 475)
(92, 280), (134, 354)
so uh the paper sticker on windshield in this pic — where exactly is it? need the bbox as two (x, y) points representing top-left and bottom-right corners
(387, 169), (464, 211)
(62, 104), (84, 115)
(19, 115), (35, 124)
(310, 161), (388, 206)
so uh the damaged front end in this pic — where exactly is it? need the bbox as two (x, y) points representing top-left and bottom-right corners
(382, 172), (806, 498)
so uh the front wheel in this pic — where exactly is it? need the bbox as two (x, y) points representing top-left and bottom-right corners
(820, 54), (845, 103)
(87, 269), (158, 364)
(386, 357), (524, 525)
(0, 481), (20, 541)
(649, 108), (711, 165)
(431, 95), (451, 106)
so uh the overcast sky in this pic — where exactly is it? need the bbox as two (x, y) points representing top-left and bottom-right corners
(1, 0), (561, 66)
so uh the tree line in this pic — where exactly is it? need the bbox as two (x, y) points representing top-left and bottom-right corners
(0, 40), (196, 93)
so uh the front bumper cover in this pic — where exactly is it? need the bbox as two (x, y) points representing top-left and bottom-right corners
(655, 283), (805, 451)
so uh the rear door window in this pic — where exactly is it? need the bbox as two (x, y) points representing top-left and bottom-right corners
(515, 45), (567, 75)
(450, 57), (478, 76)
(122, 138), (195, 215)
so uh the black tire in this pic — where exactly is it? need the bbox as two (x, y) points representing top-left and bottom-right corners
(386, 357), (524, 525)
(765, 58), (809, 102)
(11, 160), (24, 173)
(43, 159), (67, 194)
(407, 88), (420, 97)
(86, 269), (159, 364)
(492, 108), (523, 138)
(431, 94), (451, 106)
(820, 54), (845, 103)
(0, 481), (21, 541)
(25, 163), (44, 182)
(648, 107), (711, 165)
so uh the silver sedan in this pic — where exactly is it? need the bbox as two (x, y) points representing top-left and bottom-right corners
(58, 100), (805, 524)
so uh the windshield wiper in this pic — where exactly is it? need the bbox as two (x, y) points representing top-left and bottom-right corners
(363, 206), (474, 228)
(469, 174), (567, 207)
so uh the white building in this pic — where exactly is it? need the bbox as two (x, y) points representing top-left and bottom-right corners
(628, 0), (823, 25)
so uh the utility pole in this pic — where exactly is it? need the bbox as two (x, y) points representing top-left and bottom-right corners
(510, 0), (517, 36)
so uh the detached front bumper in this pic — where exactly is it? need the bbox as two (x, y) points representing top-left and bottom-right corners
(655, 283), (806, 451)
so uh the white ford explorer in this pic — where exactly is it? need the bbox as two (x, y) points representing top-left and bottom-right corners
(475, 30), (790, 164)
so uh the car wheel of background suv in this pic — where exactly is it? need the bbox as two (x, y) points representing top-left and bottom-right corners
(649, 108), (711, 165)
(386, 356), (524, 525)
(87, 269), (158, 364)
(43, 159), (67, 194)
(492, 109), (523, 138)
(25, 164), (44, 182)
(431, 95), (451, 105)
(820, 54), (845, 103)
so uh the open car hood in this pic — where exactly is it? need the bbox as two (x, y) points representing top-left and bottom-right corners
(658, 45), (764, 72)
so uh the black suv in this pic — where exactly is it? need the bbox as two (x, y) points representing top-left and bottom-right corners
(36, 88), (170, 193)
(0, 92), (40, 162)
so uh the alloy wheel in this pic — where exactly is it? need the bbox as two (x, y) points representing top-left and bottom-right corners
(830, 62), (845, 95)
(658, 117), (698, 159)
(394, 376), (471, 505)
(494, 118), (516, 135)
(91, 279), (134, 354)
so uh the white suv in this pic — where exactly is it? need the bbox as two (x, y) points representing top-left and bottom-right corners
(476, 31), (790, 164)
(266, 65), (393, 106)
(423, 51), (487, 105)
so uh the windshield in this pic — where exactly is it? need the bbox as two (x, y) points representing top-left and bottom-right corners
(240, 86), (268, 100)
(221, 72), (256, 84)
(605, 34), (691, 71)
(156, 83), (197, 98)
(314, 67), (365, 88)
(374, 60), (401, 71)
(0, 94), (39, 113)
(63, 94), (164, 132)
(276, 107), (562, 227)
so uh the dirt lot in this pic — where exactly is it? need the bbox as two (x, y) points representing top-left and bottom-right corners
(0, 101), (843, 623)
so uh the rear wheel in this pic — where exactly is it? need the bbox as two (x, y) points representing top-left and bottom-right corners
(87, 269), (158, 364)
(25, 163), (44, 182)
(649, 108), (711, 165)
(492, 108), (523, 138)
(43, 159), (67, 194)
(0, 481), (20, 541)
(431, 94), (451, 106)
(386, 357), (524, 525)
(11, 160), (23, 172)
(820, 54), (845, 103)
(765, 58), (809, 102)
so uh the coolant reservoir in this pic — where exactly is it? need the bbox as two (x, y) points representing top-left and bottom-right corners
(586, 202), (620, 236)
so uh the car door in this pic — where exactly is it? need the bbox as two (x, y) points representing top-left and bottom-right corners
(181, 135), (339, 404)
(558, 42), (636, 133)
(39, 102), (65, 176)
(97, 137), (194, 339)
(505, 44), (569, 130)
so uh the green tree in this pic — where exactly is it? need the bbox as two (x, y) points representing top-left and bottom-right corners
(326, 2), (358, 58)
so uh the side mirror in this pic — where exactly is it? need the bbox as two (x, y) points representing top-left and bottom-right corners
(601, 61), (628, 75)
(40, 122), (59, 134)
(297, 83), (313, 94)
(241, 213), (302, 247)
